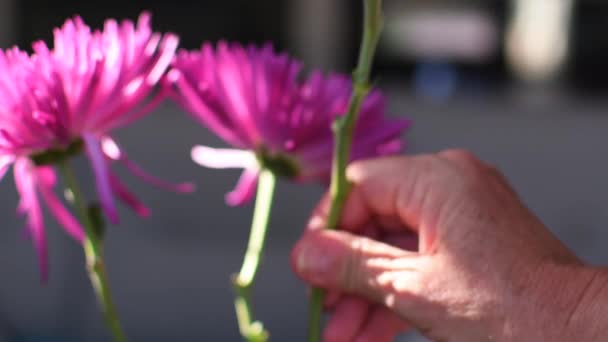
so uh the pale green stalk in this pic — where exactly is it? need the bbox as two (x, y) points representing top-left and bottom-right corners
(58, 159), (127, 342)
(233, 169), (277, 342)
(307, 1), (384, 341)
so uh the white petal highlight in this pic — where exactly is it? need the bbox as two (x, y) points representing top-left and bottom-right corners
(101, 136), (122, 160)
(191, 145), (258, 170)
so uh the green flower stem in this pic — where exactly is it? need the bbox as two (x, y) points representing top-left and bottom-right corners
(307, 1), (384, 341)
(57, 159), (127, 342)
(233, 169), (277, 342)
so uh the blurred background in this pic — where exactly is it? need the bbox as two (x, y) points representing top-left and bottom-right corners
(1, 0), (608, 341)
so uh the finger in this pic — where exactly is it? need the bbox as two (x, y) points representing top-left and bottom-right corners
(291, 229), (421, 306)
(347, 155), (446, 252)
(306, 287), (342, 310)
(307, 193), (331, 231)
(307, 187), (370, 233)
(324, 290), (342, 309)
(324, 296), (370, 342)
(355, 306), (409, 342)
(346, 156), (427, 232)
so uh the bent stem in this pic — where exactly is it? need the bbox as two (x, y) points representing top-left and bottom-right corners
(58, 159), (127, 342)
(307, 0), (384, 341)
(233, 169), (277, 342)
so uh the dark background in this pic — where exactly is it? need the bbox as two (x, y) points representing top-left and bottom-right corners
(1, 1), (608, 341)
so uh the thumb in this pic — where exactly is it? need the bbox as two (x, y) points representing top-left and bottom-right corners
(291, 229), (421, 306)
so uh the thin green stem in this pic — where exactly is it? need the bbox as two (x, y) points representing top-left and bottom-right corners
(233, 169), (277, 342)
(307, 1), (384, 341)
(57, 159), (127, 342)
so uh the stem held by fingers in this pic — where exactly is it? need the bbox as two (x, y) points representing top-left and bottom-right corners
(307, 1), (385, 341)
(233, 169), (277, 342)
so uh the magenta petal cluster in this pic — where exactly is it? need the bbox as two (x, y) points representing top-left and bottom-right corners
(168, 42), (410, 205)
(0, 13), (192, 280)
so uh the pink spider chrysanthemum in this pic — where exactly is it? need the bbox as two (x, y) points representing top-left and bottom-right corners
(0, 13), (192, 280)
(168, 42), (410, 206)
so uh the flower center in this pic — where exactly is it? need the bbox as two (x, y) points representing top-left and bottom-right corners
(256, 149), (299, 179)
(30, 138), (84, 166)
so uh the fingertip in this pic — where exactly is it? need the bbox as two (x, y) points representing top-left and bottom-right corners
(346, 160), (368, 183)
(346, 156), (409, 184)
(306, 215), (326, 231)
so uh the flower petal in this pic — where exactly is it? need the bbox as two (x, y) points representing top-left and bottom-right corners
(226, 169), (259, 206)
(83, 134), (119, 224)
(168, 69), (246, 147)
(36, 167), (85, 242)
(14, 158), (48, 282)
(109, 172), (150, 218)
(0, 155), (14, 181)
(101, 136), (123, 160)
(147, 33), (180, 84)
(102, 137), (195, 193)
(191, 145), (258, 170)
(121, 157), (195, 193)
(351, 119), (411, 160)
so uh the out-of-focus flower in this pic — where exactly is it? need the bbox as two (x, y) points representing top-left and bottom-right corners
(0, 12), (192, 280)
(168, 42), (410, 206)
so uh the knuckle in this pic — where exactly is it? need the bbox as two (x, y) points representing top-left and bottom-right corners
(438, 148), (479, 165)
(437, 149), (492, 189)
(341, 237), (370, 294)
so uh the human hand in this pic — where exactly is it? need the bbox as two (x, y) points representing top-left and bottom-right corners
(291, 151), (604, 341)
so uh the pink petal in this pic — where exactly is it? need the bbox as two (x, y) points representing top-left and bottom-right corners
(226, 169), (259, 206)
(214, 43), (260, 144)
(36, 167), (85, 242)
(169, 69), (246, 147)
(103, 86), (168, 131)
(146, 34), (180, 84)
(83, 134), (119, 224)
(376, 139), (403, 156)
(121, 157), (195, 193)
(351, 119), (411, 160)
(109, 172), (150, 218)
(14, 158), (48, 282)
(0, 155), (14, 181)
(101, 136), (123, 160)
(101, 137), (195, 193)
(190, 145), (258, 170)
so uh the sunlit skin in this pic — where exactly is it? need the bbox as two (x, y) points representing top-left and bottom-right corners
(292, 151), (608, 341)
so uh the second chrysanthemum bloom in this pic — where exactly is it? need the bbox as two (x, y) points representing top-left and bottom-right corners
(168, 42), (410, 205)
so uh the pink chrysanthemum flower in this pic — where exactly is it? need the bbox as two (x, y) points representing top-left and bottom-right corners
(0, 13), (192, 280)
(168, 42), (410, 206)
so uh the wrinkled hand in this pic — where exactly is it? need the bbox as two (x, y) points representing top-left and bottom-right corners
(291, 151), (607, 342)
